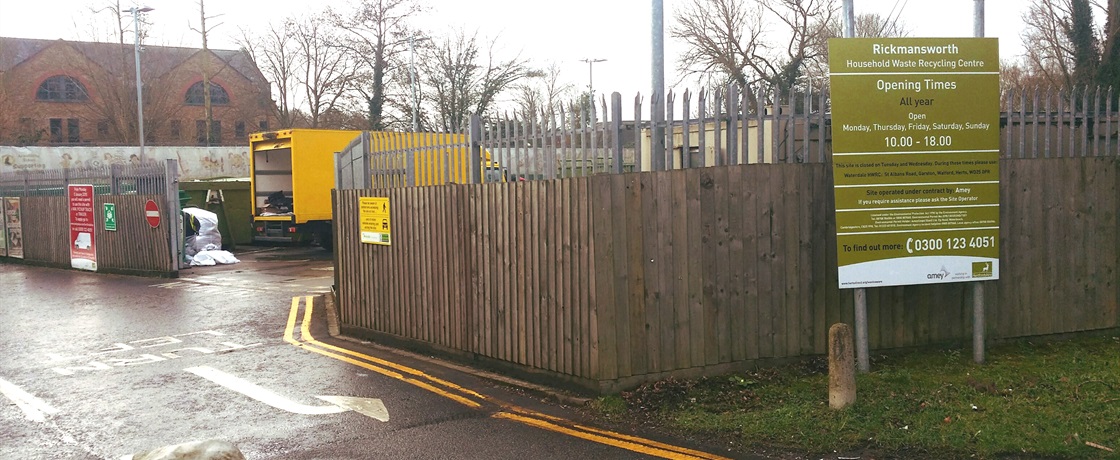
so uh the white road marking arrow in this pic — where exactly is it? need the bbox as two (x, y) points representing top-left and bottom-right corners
(185, 366), (389, 421)
(0, 377), (60, 422)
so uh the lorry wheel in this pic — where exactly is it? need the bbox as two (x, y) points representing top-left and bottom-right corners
(318, 231), (333, 251)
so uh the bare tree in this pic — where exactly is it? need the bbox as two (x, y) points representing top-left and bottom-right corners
(331, 0), (424, 130)
(238, 23), (299, 128)
(1019, 0), (1120, 89)
(814, 12), (909, 47)
(672, 0), (836, 97)
(84, 1), (128, 45)
(0, 74), (37, 145)
(290, 14), (361, 128)
(1022, 0), (1080, 88)
(511, 63), (572, 120)
(418, 30), (530, 132)
(1098, 0), (1120, 87)
(797, 12), (909, 90)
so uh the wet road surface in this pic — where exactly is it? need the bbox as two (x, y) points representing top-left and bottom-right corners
(0, 246), (736, 459)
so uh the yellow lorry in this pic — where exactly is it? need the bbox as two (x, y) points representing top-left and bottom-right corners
(249, 129), (504, 249)
(249, 129), (359, 249)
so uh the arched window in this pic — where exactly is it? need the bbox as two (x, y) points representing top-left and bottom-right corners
(36, 76), (89, 102)
(185, 81), (230, 105)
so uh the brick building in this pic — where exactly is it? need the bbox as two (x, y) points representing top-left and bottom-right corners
(0, 37), (276, 147)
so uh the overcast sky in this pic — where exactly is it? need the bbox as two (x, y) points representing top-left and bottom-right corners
(1, 0), (1031, 104)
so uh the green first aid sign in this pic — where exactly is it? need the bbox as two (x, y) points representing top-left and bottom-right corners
(104, 203), (117, 231)
(828, 38), (1000, 288)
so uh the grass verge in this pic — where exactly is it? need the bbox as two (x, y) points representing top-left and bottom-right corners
(589, 334), (1120, 459)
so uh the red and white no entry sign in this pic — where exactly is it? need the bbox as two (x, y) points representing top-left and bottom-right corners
(144, 199), (160, 228)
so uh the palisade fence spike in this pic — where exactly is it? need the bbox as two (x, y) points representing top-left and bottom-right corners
(756, 85), (766, 163)
(1044, 87), (1052, 158)
(1107, 87), (1114, 156)
(698, 87), (707, 169)
(682, 89), (692, 169)
(568, 100), (578, 177)
(1094, 85), (1101, 156)
(667, 90), (676, 170)
(741, 84), (751, 164)
(635, 93), (644, 172)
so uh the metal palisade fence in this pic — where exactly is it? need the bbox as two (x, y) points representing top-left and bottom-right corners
(338, 85), (1120, 185)
(338, 84), (833, 186)
(0, 163), (171, 196)
(1003, 86), (1120, 158)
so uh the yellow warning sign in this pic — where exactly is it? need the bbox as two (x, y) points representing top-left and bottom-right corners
(359, 197), (391, 245)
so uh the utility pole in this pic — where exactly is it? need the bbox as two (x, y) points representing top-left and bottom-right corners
(651, 0), (665, 171)
(193, 0), (223, 146)
(202, 1), (211, 146)
(973, 0), (986, 365)
(130, 6), (153, 162)
(841, 0), (868, 374)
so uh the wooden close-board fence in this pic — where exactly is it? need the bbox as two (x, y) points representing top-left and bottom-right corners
(11, 194), (175, 276)
(334, 156), (1120, 393)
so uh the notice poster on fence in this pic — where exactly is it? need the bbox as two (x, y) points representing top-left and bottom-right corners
(4, 197), (22, 259)
(68, 185), (97, 271)
(359, 197), (391, 245)
(828, 38), (1000, 288)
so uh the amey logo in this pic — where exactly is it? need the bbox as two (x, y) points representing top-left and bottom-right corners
(972, 261), (993, 278)
(926, 266), (951, 280)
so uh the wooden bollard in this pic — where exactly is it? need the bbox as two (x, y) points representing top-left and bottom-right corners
(829, 323), (857, 409)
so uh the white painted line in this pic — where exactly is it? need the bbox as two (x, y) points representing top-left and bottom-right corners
(835, 180), (1000, 188)
(185, 366), (389, 420)
(831, 71), (1000, 76)
(836, 204), (999, 212)
(837, 225), (1000, 236)
(317, 395), (389, 422)
(0, 377), (59, 422)
(186, 366), (348, 415)
(833, 149), (1000, 156)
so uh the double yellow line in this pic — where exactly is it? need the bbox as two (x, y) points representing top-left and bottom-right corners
(285, 296), (730, 460)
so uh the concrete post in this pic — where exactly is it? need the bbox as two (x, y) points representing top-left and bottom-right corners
(829, 323), (857, 409)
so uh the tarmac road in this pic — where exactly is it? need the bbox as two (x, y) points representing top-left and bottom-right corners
(0, 246), (739, 459)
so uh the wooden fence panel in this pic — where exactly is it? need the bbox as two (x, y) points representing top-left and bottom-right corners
(753, 167), (776, 359)
(334, 156), (1120, 392)
(670, 169), (692, 367)
(625, 175), (648, 376)
(725, 166), (743, 364)
(94, 195), (173, 273)
(654, 171), (667, 373)
(20, 196), (69, 265)
(578, 177), (593, 378)
(741, 166), (761, 359)
(609, 174), (633, 378)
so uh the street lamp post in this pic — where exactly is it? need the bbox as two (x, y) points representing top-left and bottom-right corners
(579, 58), (606, 104)
(130, 6), (154, 162)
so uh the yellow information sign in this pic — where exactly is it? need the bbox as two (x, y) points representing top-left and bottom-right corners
(359, 197), (391, 245)
(829, 38), (1000, 288)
